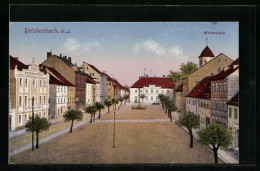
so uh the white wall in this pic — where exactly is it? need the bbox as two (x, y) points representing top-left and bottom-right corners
(186, 97), (197, 115)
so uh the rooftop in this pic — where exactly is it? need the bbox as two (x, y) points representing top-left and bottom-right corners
(131, 77), (175, 89)
(9, 56), (29, 70)
(198, 46), (215, 58)
(227, 93), (239, 106)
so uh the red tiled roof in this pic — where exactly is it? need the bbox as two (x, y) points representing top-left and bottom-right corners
(186, 76), (214, 98)
(46, 67), (75, 87)
(86, 74), (96, 84)
(131, 77), (175, 88)
(176, 84), (183, 92)
(49, 75), (66, 85)
(9, 56), (29, 70)
(187, 58), (239, 99)
(227, 93), (239, 106)
(198, 46), (215, 58)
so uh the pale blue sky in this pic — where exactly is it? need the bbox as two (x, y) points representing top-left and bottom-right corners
(10, 22), (238, 86)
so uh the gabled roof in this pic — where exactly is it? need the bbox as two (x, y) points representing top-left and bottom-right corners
(187, 58), (239, 99)
(88, 63), (102, 74)
(176, 84), (183, 92)
(227, 93), (239, 106)
(39, 66), (75, 87)
(54, 55), (75, 68)
(198, 46), (215, 58)
(131, 77), (175, 89)
(9, 56), (29, 70)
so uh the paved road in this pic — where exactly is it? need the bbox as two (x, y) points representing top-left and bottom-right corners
(95, 119), (170, 123)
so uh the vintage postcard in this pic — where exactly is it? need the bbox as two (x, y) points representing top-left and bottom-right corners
(9, 22), (239, 164)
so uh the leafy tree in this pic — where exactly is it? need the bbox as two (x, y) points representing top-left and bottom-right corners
(63, 109), (83, 133)
(176, 112), (200, 148)
(124, 94), (129, 104)
(25, 114), (49, 149)
(95, 102), (104, 119)
(119, 97), (124, 106)
(197, 122), (233, 164)
(104, 99), (112, 113)
(140, 94), (146, 103)
(158, 94), (165, 108)
(85, 105), (97, 123)
(167, 102), (178, 121)
(168, 62), (198, 82)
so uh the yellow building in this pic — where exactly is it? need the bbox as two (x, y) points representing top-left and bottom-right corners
(174, 46), (234, 112)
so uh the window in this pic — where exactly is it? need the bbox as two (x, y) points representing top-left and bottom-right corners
(25, 79), (28, 87)
(167, 90), (169, 93)
(40, 80), (42, 87)
(229, 108), (232, 118)
(40, 96), (42, 105)
(219, 103), (222, 111)
(218, 67), (222, 73)
(146, 96), (148, 100)
(211, 101), (214, 109)
(146, 90), (148, 93)
(140, 90), (142, 93)
(44, 80), (46, 87)
(234, 108), (237, 119)
(220, 83), (222, 92)
(64, 97), (66, 103)
(61, 98), (63, 103)
(156, 96), (158, 100)
(216, 102), (218, 110)
(162, 90), (164, 93)
(201, 101), (203, 108)
(156, 90), (159, 93)
(151, 96), (153, 100)
(58, 98), (60, 104)
(19, 115), (21, 124)
(19, 78), (22, 87)
(33, 79), (35, 87)
(223, 103), (227, 111)
(19, 96), (22, 106)
(58, 88), (60, 92)
(135, 90), (137, 93)
(25, 96), (27, 106)
(216, 84), (219, 92)
(223, 83), (226, 91)
(61, 87), (63, 92)
(151, 90), (153, 93)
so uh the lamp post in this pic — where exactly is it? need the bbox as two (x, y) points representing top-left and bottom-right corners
(32, 96), (34, 151)
(113, 111), (116, 148)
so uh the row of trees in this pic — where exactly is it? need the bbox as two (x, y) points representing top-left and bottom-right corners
(158, 94), (233, 164)
(25, 95), (130, 149)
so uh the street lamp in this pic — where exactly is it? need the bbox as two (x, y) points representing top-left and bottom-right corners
(113, 111), (116, 148)
(31, 96), (35, 151)
(75, 97), (79, 109)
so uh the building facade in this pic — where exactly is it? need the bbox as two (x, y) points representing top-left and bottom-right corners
(130, 77), (174, 104)
(11, 58), (49, 130)
(86, 75), (96, 106)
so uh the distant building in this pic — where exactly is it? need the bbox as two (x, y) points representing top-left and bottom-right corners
(130, 77), (174, 104)
(174, 46), (234, 112)
(86, 74), (96, 106)
(10, 57), (49, 130)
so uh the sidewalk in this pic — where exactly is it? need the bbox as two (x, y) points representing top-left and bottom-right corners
(9, 104), (118, 157)
(171, 111), (239, 164)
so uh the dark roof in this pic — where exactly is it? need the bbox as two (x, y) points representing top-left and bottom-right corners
(227, 93), (239, 106)
(49, 75), (66, 86)
(86, 74), (96, 84)
(198, 46), (215, 58)
(54, 55), (75, 68)
(187, 58), (239, 99)
(10, 56), (29, 70)
(176, 84), (183, 92)
(46, 67), (75, 87)
(131, 77), (175, 88)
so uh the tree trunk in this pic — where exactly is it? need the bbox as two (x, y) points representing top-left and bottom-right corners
(98, 109), (101, 118)
(108, 106), (110, 113)
(213, 148), (218, 164)
(170, 111), (172, 121)
(165, 108), (167, 113)
(189, 128), (193, 148)
(36, 131), (39, 149)
(93, 114), (95, 122)
(90, 114), (92, 123)
(70, 120), (74, 133)
(162, 104), (164, 110)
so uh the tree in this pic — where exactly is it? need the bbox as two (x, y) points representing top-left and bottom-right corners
(85, 105), (97, 123)
(124, 95), (129, 104)
(95, 102), (104, 119)
(63, 109), (83, 133)
(115, 99), (119, 109)
(167, 62), (198, 82)
(167, 103), (178, 121)
(140, 94), (146, 103)
(176, 112), (200, 148)
(158, 94), (165, 109)
(197, 122), (233, 164)
(119, 97), (124, 106)
(104, 99), (112, 113)
(25, 114), (49, 149)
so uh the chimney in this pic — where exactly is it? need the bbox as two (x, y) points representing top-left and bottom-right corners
(68, 57), (71, 63)
(15, 57), (19, 61)
(64, 56), (67, 60)
(60, 54), (62, 58)
(47, 52), (52, 59)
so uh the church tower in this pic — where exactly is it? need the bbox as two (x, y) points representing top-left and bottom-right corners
(198, 45), (215, 67)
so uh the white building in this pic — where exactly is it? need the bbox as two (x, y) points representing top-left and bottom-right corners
(130, 77), (174, 104)
(86, 75), (96, 106)
(12, 58), (49, 130)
